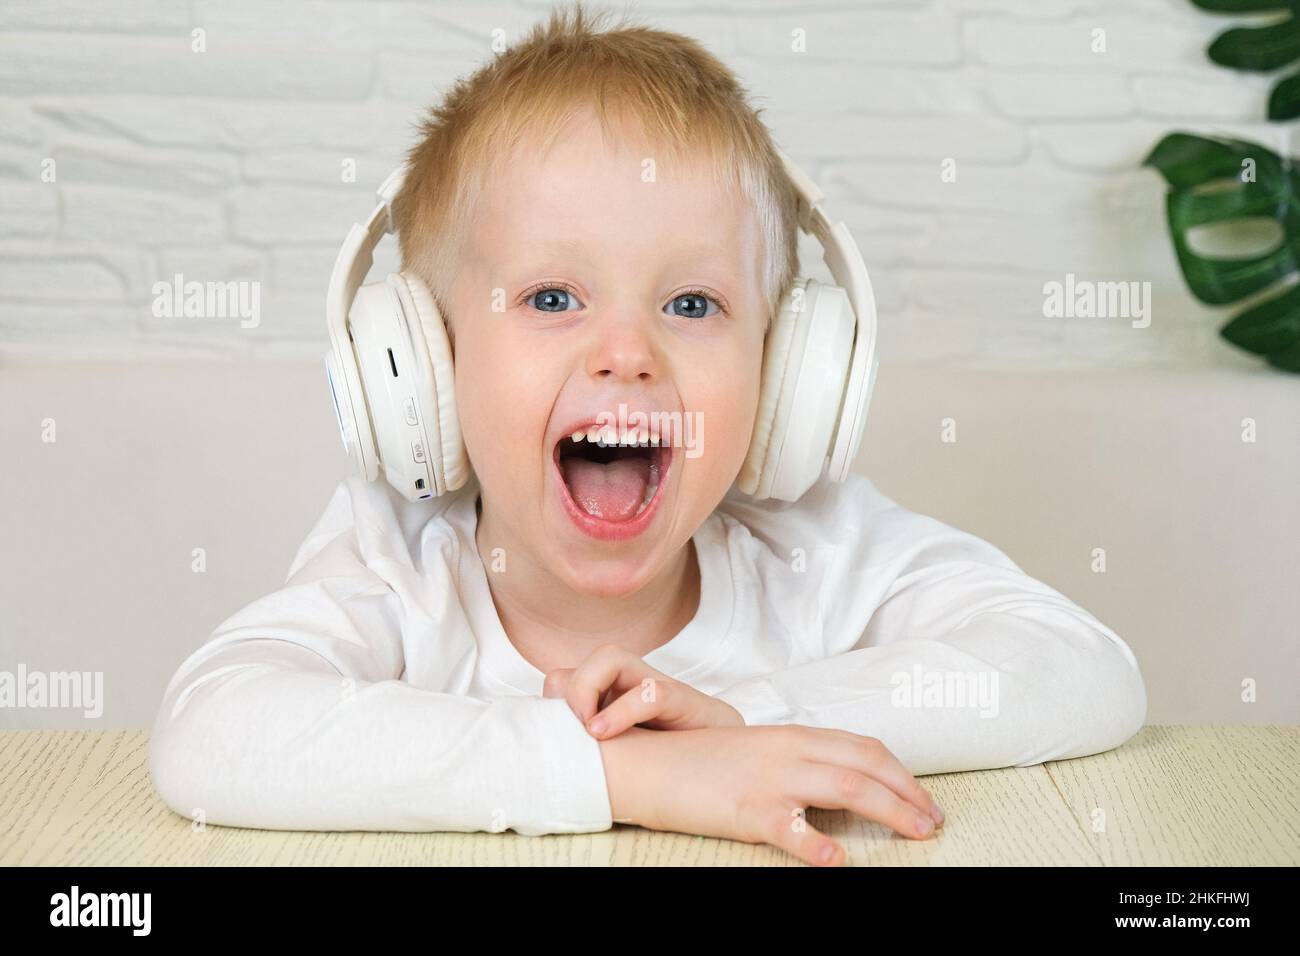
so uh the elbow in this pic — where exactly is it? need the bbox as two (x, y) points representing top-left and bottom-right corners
(148, 707), (200, 824)
(146, 650), (287, 826)
(1065, 629), (1148, 760)
(148, 679), (228, 826)
(1105, 652), (1148, 752)
(1089, 614), (1147, 751)
(1011, 659), (1146, 769)
(1010, 613), (1149, 766)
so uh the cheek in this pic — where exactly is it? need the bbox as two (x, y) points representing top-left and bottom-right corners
(681, 347), (762, 485)
(453, 328), (552, 484)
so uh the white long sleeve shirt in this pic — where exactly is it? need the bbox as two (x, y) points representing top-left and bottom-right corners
(148, 471), (1147, 836)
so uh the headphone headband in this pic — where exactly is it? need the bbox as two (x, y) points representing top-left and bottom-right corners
(772, 150), (878, 480)
(325, 165), (404, 360)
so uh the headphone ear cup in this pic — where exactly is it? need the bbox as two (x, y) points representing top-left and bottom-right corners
(739, 277), (855, 501)
(738, 279), (806, 498)
(324, 338), (379, 483)
(394, 272), (470, 494)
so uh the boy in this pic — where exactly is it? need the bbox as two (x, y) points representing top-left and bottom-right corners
(149, 4), (1146, 867)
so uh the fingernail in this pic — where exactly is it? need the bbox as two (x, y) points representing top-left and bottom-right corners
(588, 718), (606, 735)
(930, 801), (945, 826)
(915, 813), (934, 837)
(820, 844), (837, 864)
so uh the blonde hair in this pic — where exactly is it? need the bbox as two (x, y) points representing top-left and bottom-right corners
(392, 1), (800, 332)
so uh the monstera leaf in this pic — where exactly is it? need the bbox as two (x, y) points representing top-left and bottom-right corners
(1191, 0), (1300, 119)
(1144, 132), (1300, 371)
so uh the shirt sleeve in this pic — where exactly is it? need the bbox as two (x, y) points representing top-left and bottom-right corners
(712, 477), (1148, 776)
(148, 480), (613, 836)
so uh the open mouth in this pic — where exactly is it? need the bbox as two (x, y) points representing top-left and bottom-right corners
(552, 429), (672, 538)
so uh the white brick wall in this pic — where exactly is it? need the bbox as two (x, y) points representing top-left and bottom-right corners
(0, 0), (1286, 367)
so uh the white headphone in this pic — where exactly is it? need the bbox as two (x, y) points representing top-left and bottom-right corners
(324, 149), (879, 503)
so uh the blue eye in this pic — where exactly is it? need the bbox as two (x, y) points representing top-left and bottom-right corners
(527, 287), (583, 313)
(665, 291), (721, 319)
(521, 285), (724, 317)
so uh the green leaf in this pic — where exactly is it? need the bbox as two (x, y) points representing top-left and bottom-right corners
(1188, 0), (1296, 11)
(1143, 132), (1283, 188)
(1151, 6), (1300, 371)
(1169, 230), (1295, 304)
(1191, 2), (1300, 113)
(1220, 283), (1300, 353)
(1264, 334), (1300, 368)
(1208, 19), (1300, 72)
(1167, 181), (1288, 227)
(1149, 132), (1300, 369)
(1266, 69), (1300, 117)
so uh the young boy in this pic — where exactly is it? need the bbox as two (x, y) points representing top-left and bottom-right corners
(149, 5), (1146, 867)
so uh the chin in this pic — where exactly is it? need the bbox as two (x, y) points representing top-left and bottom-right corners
(546, 532), (675, 598)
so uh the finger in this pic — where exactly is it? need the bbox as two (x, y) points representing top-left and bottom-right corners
(760, 804), (847, 867)
(546, 668), (625, 727)
(596, 683), (623, 712)
(802, 729), (943, 826)
(545, 667), (620, 710)
(794, 761), (937, 841)
(567, 645), (655, 723)
(541, 669), (574, 699)
(585, 680), (670, 738)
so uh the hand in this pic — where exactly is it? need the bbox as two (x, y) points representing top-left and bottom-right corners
(543, 642), (745, 739)
(598, 724), (945, 867)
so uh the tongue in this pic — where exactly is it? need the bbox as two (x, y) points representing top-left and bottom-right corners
(561, 456), (650, 520)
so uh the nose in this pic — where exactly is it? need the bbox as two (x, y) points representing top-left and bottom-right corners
(585, 310), (661, 384)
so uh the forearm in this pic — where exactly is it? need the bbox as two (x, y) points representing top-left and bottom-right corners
(715, 608), (1148, 776)
(149, 639), (613, 835)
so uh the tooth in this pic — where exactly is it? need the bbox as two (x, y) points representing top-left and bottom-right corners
(571, 430), (585, 443)
(586, 425), (602, 443)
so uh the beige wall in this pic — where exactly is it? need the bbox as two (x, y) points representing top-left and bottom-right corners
(2, 359), (1294, 729)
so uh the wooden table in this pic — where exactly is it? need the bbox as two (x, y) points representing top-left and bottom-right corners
(1, 725), (1296, 866)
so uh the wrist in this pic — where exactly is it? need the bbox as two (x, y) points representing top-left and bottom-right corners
(597, 725), (657, 827)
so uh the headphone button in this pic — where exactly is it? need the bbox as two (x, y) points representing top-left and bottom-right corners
(411, 439), (427, 464)
(403, 398), (418, 425)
